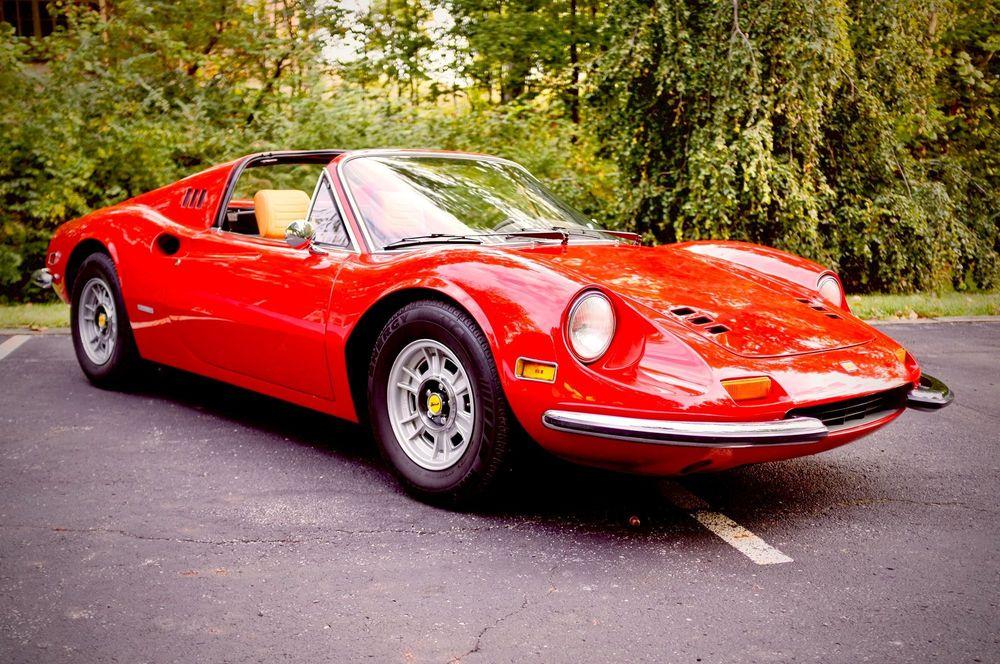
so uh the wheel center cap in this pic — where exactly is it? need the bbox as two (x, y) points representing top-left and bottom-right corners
(426, 392), (444, 416)
(97, 310), (108, 330)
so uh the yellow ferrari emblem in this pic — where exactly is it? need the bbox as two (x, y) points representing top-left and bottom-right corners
(97, 312), (107, 329)
(427, 393), (443, 415)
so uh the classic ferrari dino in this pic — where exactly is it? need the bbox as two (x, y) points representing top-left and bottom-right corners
(35, 149), (953, 504)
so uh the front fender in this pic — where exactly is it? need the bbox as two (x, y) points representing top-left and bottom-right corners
(328, 247), (585, 422)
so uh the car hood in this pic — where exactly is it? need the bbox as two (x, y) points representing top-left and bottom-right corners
(511, 243), (873, 358)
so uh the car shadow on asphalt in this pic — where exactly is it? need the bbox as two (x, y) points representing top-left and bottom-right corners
(126, 364), (888, 534)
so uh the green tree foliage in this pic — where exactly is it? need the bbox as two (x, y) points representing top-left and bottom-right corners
(444, 0), (604, 116)
(0, 0), (342, 300)
(0, 0), (996, 302)
(591, 0), (998, 292)
(0, 0), (612, 301)
(348, 0), (435, 102)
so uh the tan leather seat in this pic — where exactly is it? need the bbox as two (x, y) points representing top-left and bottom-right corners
(254, 189), (310, 239)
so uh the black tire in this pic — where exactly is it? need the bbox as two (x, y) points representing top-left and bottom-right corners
(70, 253), (142, 387)
(368, 300), (514, 507)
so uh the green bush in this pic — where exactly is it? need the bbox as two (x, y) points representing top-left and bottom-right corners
(590, 0), (999, 293)
(0, 0), (996, 302)
(0, 3), (615, 301)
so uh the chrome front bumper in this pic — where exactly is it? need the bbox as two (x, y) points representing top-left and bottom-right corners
(31, 268), (53, 289)
(543, 374), (953, 448)
(905, 373), (954, 411)
(541, 411), (829, 448)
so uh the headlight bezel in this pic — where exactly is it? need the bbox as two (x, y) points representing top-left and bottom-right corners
(816, 273), (848, 310)
(566, 290), (617, 364)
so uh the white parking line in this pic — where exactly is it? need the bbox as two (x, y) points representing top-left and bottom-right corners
(0, 335), (31, 362)
(690, 511), (794, 565)
(661, 481), (793, 566)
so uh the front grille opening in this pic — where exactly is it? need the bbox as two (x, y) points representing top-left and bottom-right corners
(670, 306), (695, 316)
(706, 324), (729, 334)
(788, 386), (908, 430)
(689, 315), (712, 325)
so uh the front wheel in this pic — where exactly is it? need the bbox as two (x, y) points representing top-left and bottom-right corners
(70, 253), (141, 387)
(368, 300), (514, 506)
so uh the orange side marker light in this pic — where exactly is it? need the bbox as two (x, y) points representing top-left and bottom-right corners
(722, 376), (772, 401)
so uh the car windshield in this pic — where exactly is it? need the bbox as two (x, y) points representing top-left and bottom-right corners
(340, 154), (607, 249)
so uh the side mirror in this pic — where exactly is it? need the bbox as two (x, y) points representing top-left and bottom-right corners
(285, 219), (317, 250)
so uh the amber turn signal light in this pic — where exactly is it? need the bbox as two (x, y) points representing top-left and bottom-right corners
(515, 358), (557, 383)
(722, 376), (772, 401)
(894, 347), (907, 363)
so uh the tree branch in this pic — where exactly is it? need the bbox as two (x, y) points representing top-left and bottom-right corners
(731, 0), (756, 72)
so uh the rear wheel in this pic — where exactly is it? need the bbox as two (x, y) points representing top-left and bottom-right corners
(368, 300), (514, 506)
(70, 253), (141, 387)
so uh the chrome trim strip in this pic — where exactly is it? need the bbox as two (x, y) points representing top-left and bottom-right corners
(214, 154), (359, 254)
(307, 170), (360, 253)
(906, 373), (954, 411)
(541, 410), (829, 448)
(335, 155), (377, 252)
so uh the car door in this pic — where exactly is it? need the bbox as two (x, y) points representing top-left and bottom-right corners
(162, 173), (354, 400)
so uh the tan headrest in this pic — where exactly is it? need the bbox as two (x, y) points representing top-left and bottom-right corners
(254, 189), (310, 239)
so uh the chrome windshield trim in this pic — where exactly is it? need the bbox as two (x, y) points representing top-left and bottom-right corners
(541, 410), (829, 448)
(307, 170), (360, 253)
(335, 150), (615, 254)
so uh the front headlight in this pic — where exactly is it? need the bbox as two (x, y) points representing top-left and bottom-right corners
(816, 274), (847, 310)
(567, 291), (616, 362)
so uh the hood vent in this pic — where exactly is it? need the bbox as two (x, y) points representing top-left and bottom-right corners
(668, 307), (729, 335)
(798, 296), (841, 319)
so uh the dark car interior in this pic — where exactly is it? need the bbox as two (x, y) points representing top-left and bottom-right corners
(219, 152), (340, 238)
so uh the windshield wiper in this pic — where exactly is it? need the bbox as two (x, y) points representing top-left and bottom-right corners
(501, 226), (641, 246)
(500, 229), (570, 244)
(382, 233), (485, 250)
(546, 226), (642, 245)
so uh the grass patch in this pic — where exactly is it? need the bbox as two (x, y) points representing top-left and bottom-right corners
(0, 302), (70, 329)
(850, 291), (1000, 320)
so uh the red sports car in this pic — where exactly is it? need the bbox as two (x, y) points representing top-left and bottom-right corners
(35, 149), (952, 505)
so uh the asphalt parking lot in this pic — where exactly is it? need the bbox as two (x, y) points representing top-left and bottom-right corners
(1, 322), (997, 663)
